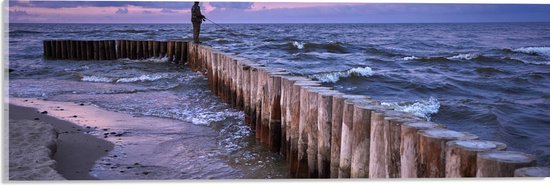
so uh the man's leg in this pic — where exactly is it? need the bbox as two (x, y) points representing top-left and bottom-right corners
(193, 23), (201, 43)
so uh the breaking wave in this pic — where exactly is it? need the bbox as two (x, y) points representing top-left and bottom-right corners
(447, 53), (480, 60)
(290, 41), (348, 53)
(381, 96), (441, 121)
(309, 66), (374, 83)
(513, 46), (550, 57)
(81, 73), (174, 83)
(81, 75), (113, 83)
(116, 74), (173, 83)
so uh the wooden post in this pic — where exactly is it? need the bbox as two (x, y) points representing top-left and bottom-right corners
(43, 40), (51, 59)
(306, 88), (321, 178)
(268, 73), (284, 152)
(60, 40), (67, 59)
(291, 80), (321, 177)
(418, 128), (478, 178)
(86, 41), (92, 60)
(67, 40), (73, 60)
(280, 76), (309, 160)
(98, 40), (106, 60)
(104, 40), (110, 60)
(174, 42), (182, 64)
(167, 41), (174, 63)
(52, 41), (59, 59)
(93, 41), (100, 60)
(79, 41), (86, 60)
(445, 140), (507, 177)
(338, 98), (360, 178)
(349, 103), (374, 178)
(400, 121), (446, 178)
(159, 41), (166, 58)
(142, 41), (148, 59)
(368, 108), (386, 178)
(73, 40), (80, 60)
(477, 151), (536, 177)
(127, 40), (132, 59)
(110, 40), (116, 60)
(121, 40), (127, 59)
(181, 42), (188, 65)
(514, 167), (550, 177)
(383, 112), (414, 178)
(329, 94), (363, 178)
(148, 40), (154, 58)
(316, 90), (341, 178)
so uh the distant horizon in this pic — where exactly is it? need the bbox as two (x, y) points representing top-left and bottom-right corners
(8, 21), (550, 24)
(8, 1), (550, 24)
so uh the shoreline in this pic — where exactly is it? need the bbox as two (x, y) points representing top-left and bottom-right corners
(8, 97), (237, 179)
(9, 103), (114, 180)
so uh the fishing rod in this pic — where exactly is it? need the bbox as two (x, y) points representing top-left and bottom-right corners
(205, 17), (234, 33)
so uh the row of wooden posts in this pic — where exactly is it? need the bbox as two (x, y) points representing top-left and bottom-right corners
(43, 40), (549, 178)
(185, 42), (548, 178)
(43, 40), (188, 64)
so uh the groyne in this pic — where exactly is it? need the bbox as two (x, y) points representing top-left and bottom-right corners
(43, 40), (548, 178)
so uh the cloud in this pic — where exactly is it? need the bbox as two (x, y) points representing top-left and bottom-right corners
(9, 9), (30, 16)
(9, 1), (193, 10)
(142, 10), (152, 14)
(160, 8), (178, 14)
(209, 2), (253, 10)
(115, 8), (128, 14)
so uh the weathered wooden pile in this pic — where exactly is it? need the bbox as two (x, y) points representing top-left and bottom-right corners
(42, 40), (188, 64)
(43, 40), (549, 178)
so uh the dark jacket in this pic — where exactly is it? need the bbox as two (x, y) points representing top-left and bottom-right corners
(191, 4), (205, 23)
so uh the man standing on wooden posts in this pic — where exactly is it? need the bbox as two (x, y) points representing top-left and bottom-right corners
(191, 1), (206, 44)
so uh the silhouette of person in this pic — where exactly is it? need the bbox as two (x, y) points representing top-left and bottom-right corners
(191, 1), (206, 44)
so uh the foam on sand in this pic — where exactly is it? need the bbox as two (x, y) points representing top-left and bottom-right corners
(9, 119), (65, 180)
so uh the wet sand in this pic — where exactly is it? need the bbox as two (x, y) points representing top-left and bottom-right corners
(9, 103), (113, 180)
(9, 97), (241, 179)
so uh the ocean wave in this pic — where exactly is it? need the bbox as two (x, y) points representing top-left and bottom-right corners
(9, 30), (44, 34)
(289, 41), (348, 53)
(513, 46), (550, 57)
(447, 53), (480, 60)
(113, 29), (150, 33)
(292, 41), (305, 49)
(309, 66), (374, 83)
(403, 56), (419, 61)
(119, 56), (168, 63)
(381, 96), (440, 121)
(81, 75), (113, 83)
(116, 73), (173, 83)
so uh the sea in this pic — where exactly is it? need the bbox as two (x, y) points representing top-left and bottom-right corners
(8, 23), (550, 179)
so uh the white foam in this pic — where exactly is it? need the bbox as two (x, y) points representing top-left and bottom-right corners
(116, 73), (172, 83)
(403, 56), (419, 61)
(81, 75), (113, 83)
(309, 66), (374, 83)
(119, 56), (169, 63)
(447, 53), (479, 60)
(293, 41), (305, 50)
(381, 96), (440, 121)
(514, 46), (550, 57)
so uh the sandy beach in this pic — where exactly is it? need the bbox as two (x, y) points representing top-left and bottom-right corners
(9, 103), (114, 180)
(8, 97), (242, 179)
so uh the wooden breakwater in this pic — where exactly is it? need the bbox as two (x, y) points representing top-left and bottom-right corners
(42, 40), (188, 64)
(43, 40), (548, 178)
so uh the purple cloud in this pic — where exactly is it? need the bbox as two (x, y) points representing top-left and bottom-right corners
(9, 9), (30, 16)
(142, 10), (152, 14)
(209, 2), (253, 10)
(115, 7), (128, 14)
(160, 8), (177, 14)
(9, 1), (193, 10)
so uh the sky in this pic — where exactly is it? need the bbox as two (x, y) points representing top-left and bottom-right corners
(7, 0), (550, 23)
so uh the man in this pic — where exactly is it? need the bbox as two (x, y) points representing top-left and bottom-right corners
(191, 1), (206, 44)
